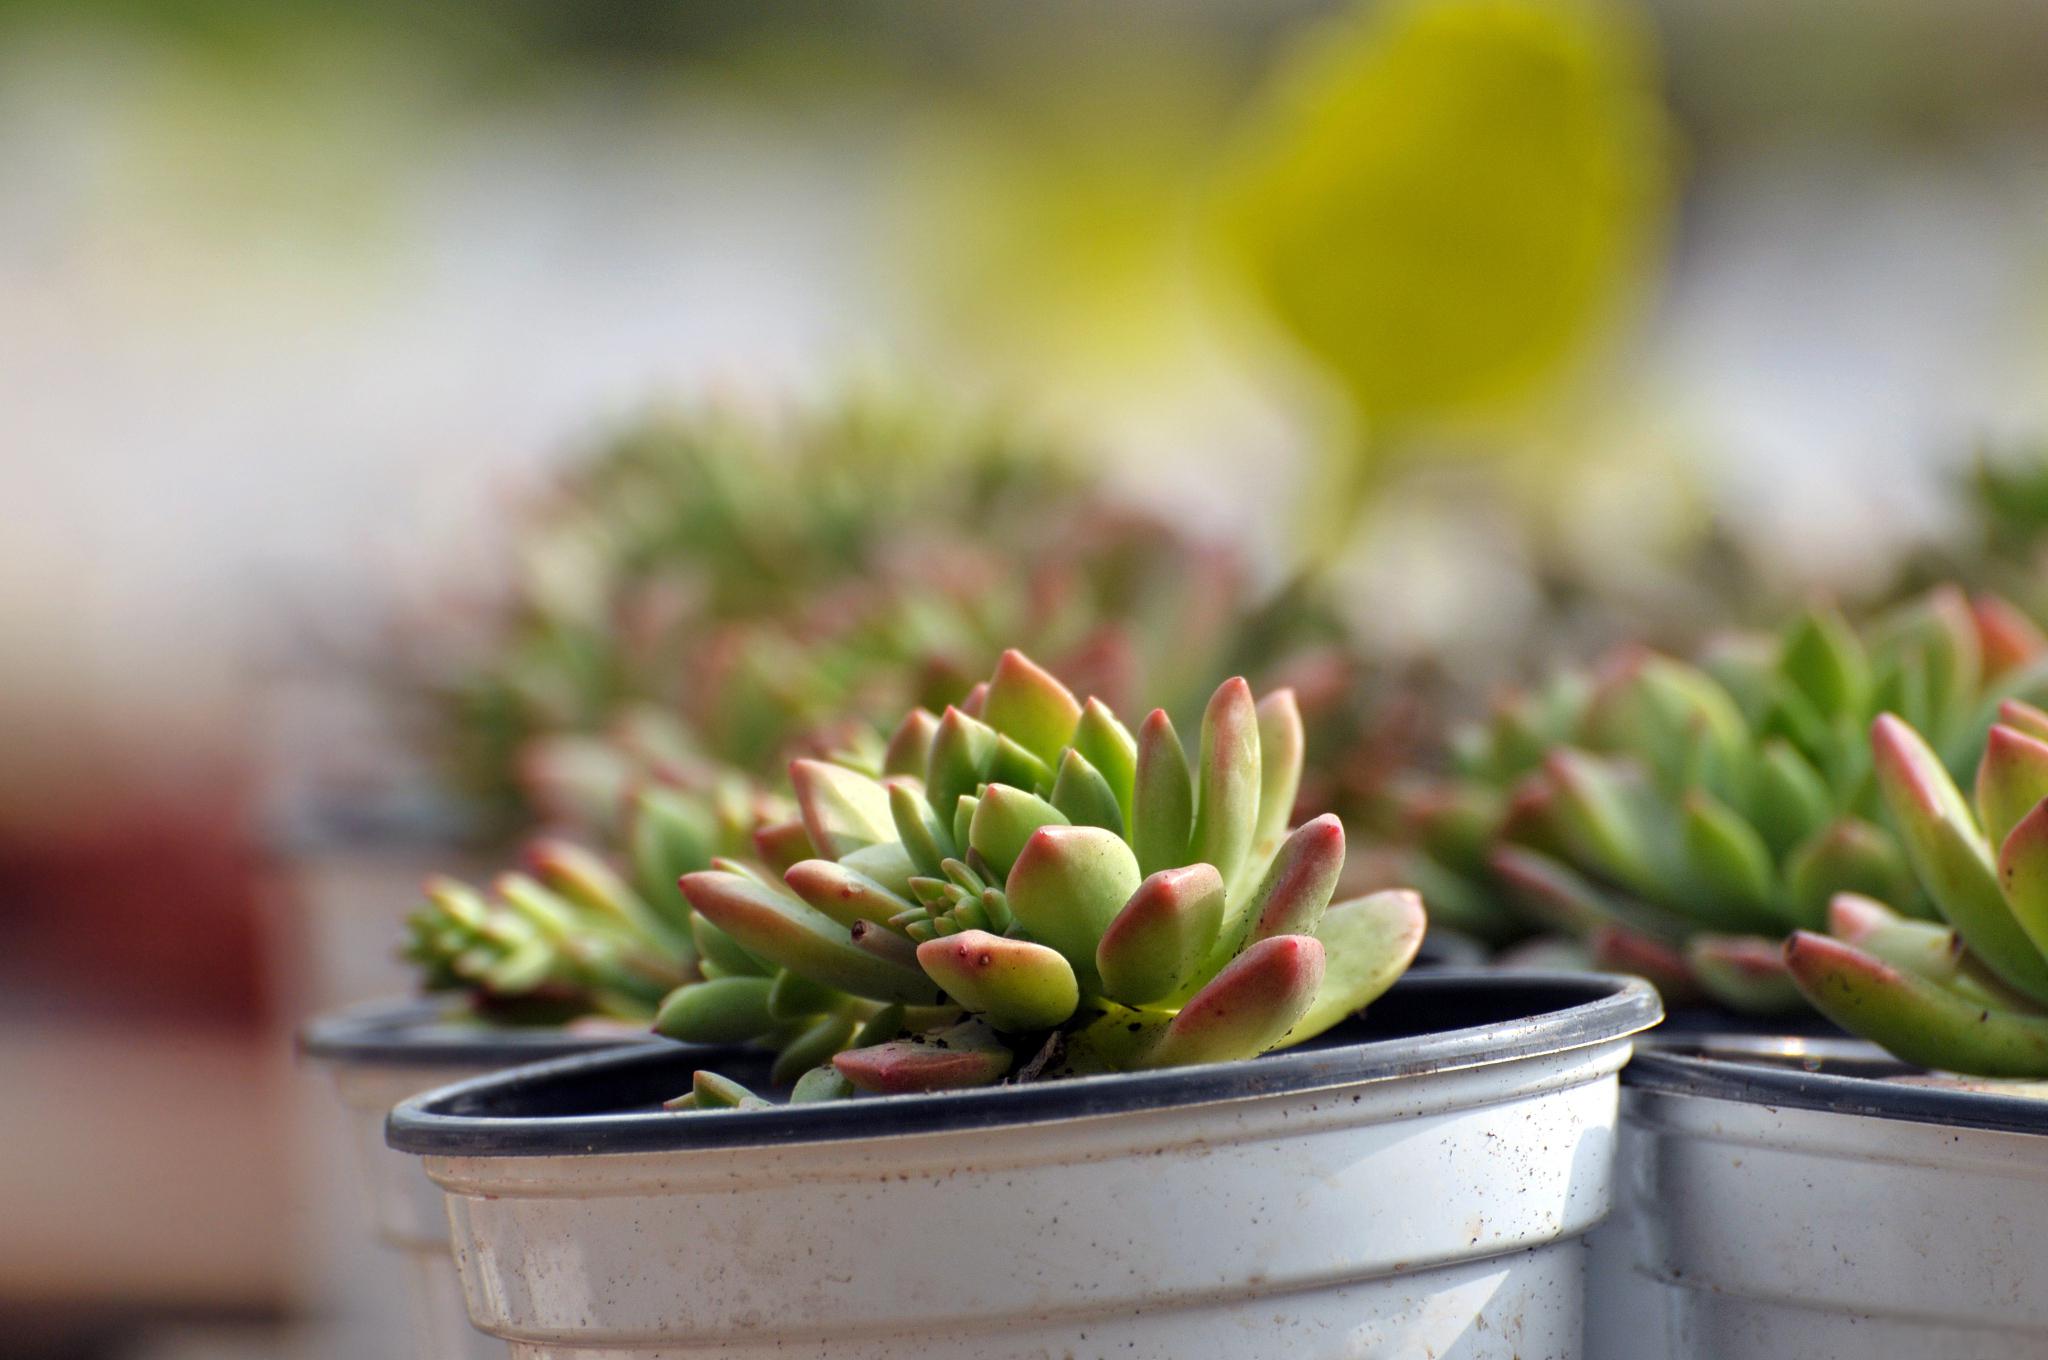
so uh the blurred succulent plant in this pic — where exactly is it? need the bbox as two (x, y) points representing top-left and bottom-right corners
(414, 392), (1409, 846)
(1388, 586), (2048, 1011)
(402, 777), (778, 1024)
(421, 393), (1089, 827)
(1783, 703), (2048, 1076)
(651, 649), (1427, 1105)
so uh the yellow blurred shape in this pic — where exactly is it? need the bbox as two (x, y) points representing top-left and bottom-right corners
(1220, 0), (1671, 430)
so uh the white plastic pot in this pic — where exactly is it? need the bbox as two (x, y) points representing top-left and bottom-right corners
(1585, 1036), (2048, 1360)
(301, 999), (660, 1360)
(388, 970), (1660, 1360)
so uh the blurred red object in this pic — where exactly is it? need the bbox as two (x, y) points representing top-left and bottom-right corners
(0, 761), (269, 1029)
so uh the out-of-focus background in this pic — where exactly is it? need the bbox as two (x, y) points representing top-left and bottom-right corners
(4, 0), (2046, 1355)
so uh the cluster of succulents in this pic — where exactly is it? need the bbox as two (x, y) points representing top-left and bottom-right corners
(419, 393), (1086, 827)
(650, 650), (1426, 1106)
(1784, 701), (2048, 1076)
(1388, 587), (2048, 1011)
(412, 392), (1409, 851)
(402, 778), (778, 1024)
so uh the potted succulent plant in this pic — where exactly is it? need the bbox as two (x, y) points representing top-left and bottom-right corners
(1585, 702), (2048, 1359)
(1382, 586), (2048, 1015)
(299, 792), (743, 1360)
(387, 651), (1663, 1358)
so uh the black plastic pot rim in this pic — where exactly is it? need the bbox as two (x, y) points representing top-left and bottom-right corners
(386, 969), (1661, 1158)
(298, 995), (657, 1069)
(1626, 1038), (2048, 1137)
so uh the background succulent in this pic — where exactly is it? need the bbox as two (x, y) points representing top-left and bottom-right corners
(1784, 702), (2048, 1076)
(401, 777), (775, 1023)
(651, 649), (1427, 1105)
(407, 391), (1414, 850)
(1385, 586), (2048, 1011)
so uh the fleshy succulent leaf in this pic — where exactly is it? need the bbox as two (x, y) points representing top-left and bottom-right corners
(789, 1065), (857, 1103)
(680, 870), (941, 1004)
(886, 778), (952, 877)
(1233, 812), (1346, 953)
(790, 758), (895, 860)
(1972, 595), (2046, 680)
(1678, 790), (1775, 921)
(1139, 935), (1324, 1068)
(1871, 713), (2048, 1004)
(1004, 825), (1143, 992)
(882, 708), (941, 780)
(1282, 889), (1426, 1046)
(1779, 606), (1870, 721)
(1189, 676), (1262, 890)
(1976, 723), (2048, 851)
(1252, 688), (1305, 854)
(783, 858), (919, 930)
(967, 784), (1071, 881)
(1782, 818), (1912, 933)
(982, 649), (1084, 766)
(771, 1013), (857, 1086)
(832, 1018), (1014, 1093)
(1996, 698), (2048, 744)
(1993, 798), (2048, 969)
(1049, 749), (1124, 834)
(1073, 697), (1139, 828)
(1095, 864), (1227, 1006)
(1752, 739), (1834, 859)
(1785, 931), (2048, 1078)
(1686, 933), (1803, 1014)
(766, 967), (843, 1022)
(627, 788), (716, 929)
(653, 976), (777, 1043)
(926, 707), (998, 819)
(1131, 708), (1195, 876)
(915, 930), (1080, 1031)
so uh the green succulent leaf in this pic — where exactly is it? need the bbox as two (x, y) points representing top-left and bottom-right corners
(653, 976), (778, 1043)
(915, 930), (1080, 1031)
(1131, 709), (1195, 876)
(1872, 714), (2048, 1005)
(1073, 696), (1139, 827)
(1050, 749), (1125, 834)
(982, 649), (1084, 766)
(968, 784), (1071, 881)
(1190, 676), (1262, 890)
(790, 759), (894, 860)
(1785, 931), (2048, 1078)
(1004, 825), (1143, 992)
(1095, 864), (1227, 1006)
(680, 870), (942, 1004)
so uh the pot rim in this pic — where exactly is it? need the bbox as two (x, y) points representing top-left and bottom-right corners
(1626, 1036), (2048, 1136)
(385, 969), (1659, 1157)
(298, 995), (657, 1068)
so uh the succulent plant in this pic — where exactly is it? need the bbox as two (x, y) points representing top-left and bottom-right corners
(1388, 587), (2048, 1011)
(1783, 701), (2048, 1076)
(402, 778), (775, 1023)
(651, 650), (1427, 1105)
(412, 391), (1410, 850)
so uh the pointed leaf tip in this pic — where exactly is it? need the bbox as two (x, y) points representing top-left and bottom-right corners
(982, 650), (1083, 766)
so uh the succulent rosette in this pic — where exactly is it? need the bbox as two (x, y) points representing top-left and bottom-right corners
(402, 777), (777, 1024)
(1783, 699), (2048, 1076)
(652, 650), (1427, 1106)
(1391, 587), (2048, 1011)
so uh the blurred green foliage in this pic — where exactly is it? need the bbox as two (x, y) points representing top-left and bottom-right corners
(1220, 0), (1671, 433)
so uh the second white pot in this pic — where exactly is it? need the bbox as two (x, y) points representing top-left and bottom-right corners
(1586, 1036), (2048, 1360)
(390, 970), (1660, 1360)
(302, 999), (660, 1360)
